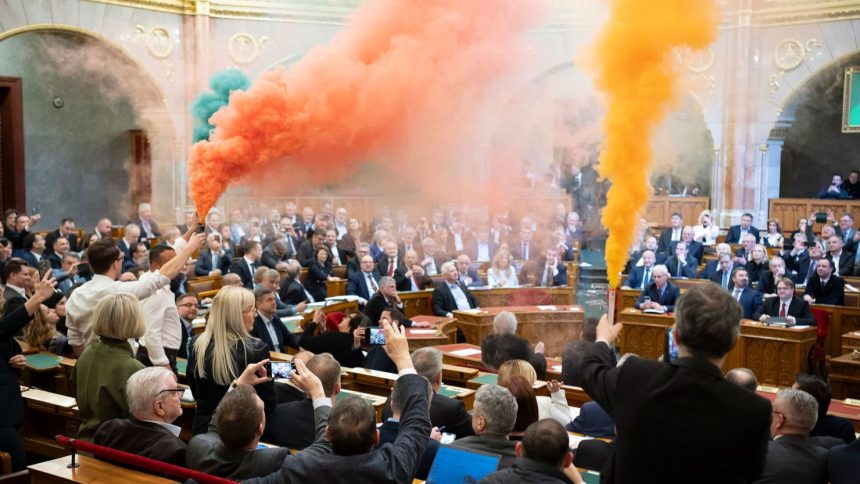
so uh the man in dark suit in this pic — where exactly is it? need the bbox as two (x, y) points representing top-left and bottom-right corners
(280, 260), (315, 305)
(698, 243), (730, 280)
(467, 225), (497, 262)
(832, 212), (860, 253)
(455, 254), (484, 288)
(260, 240), (291, 271)
(757, 389), (827, 483)
(194, 233), (233, 277)
(754, 277), (816, 326)
(363, 277), (420, 328)
(449, 384), (518, 469)
(229, 239), (261, 290)
(827, 438), (860, 484)
(46, 237), (69, 270)
(293, 207), (316, 240)
(781, 233), (810, 282)
(733, 233), (758, 266)
(728, 267), (762, 320)
(116, 223), (140, 261)
(377, 382), (440, 482)
(346, 255), (380, 305)
(130, 202), (161, 243)
(533, 248), (567, 287)
(481, 419), (579, 484)
(250, 289), (292, 353)
(726, 212), (761, 244)
(376, 241), (400, 278)
(396, 249), (427, 292)
(623, 250), (656, 290)
(380, 347), (474, 439)
(567, 401), (615, 439)
(664, 241), (697, 279)
(187, 360), (333, 480)
(397, 227), (424, 262)
(1, 259), (32, 317)
(175, 293), (197, 359)
(13, 233), (45, 269)
(657, 212), (683, 254)
(431, 261), (478, 318)
(265, 354), (341, 450)
(509, 226), (538, 262)
(803, 258), (845, 306)
(627, 236), (666, 274)
(581, 283), (772, 482)
(243, 322), (432, 484)
(793, 374), (857, 444)
(93, 367), (187, 466)
(346, 244), (371, 275)
(825, 235), (855, 277)
(296, 232), (324, 268)
(44, 218), (79, 254)
(635, 265), (680, 312)
(709, 253), (736, 290)
(667, 226), (704, 265)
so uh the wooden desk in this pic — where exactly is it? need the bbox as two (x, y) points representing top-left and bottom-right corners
(28, 455), (174, 483)
(842, 331), (860, 354)
(21, 388), (79, 459)
(441, 364), (479, 387)
(404, 316), (450, 349)
(618, 309), (816, 387)
(343, 367), (476, 409)
(398, 287), (576, 320)
(326, 278), (347, 297)
(829, 353), (860, 400)
(435, 343), (562, 380)
(453, 306), (583, 358)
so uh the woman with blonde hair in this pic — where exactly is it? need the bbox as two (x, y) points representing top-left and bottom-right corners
(71, 293), (147, 441)
(187, 285), (274, 434)
(22, 294), (65, 354)
(745, 244), (769, 285)
(497, 359), (572, 425)
(486, 249), (519, 288)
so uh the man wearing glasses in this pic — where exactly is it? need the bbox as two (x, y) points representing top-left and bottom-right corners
(93, 367), (187, 465)
(175, 293), (199, 359)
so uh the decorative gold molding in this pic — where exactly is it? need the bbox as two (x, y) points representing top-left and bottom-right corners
(227, 33), (271, 64)
(135, 25), (173, 59)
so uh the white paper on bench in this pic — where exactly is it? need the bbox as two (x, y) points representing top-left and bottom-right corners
(450, 348), (482, 357)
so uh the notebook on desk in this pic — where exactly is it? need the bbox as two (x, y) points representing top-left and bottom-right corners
(426, 445), (501, 484)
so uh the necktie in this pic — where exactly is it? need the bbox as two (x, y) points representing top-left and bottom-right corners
(658, 287), (663, 304)
(780, 302), (786, 317)
(733, 289), (741, 301)
(806, 262), (816, 284)
(677, 261), (682, 276)
(523, 242), (529, 260)
(642, 268), (650, 290)
(367, 274), (378, 292)
(722, 271), (728, 288)
(543, 266), (552, 287)
(388, 261), (394, 276)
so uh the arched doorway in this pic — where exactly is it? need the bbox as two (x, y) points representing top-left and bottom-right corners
(769, 51), (860, 199)
(0, 26), (176, 229)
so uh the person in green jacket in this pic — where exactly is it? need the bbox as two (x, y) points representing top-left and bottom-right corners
(71, 293), (146, 441)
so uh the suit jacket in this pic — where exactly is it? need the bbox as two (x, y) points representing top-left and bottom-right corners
(243, 373), (431, 484)
(826, 439), (860, 484)
(732, 287), (763, 320)
(303, 261), (331, 302)
(668, 240), (704, 264)
(726, 225), (761, 244)
(834, 226), (860, 254)
(1, 288), (26, 318)
(581, 342), (772, 483)
(187, 401), (332, 480)
(0, 306), (33, 427)
(664, 255), (697, 279)
(130, 218), (160, 240)
(45, 229), (79, 254)
(509, 239), (538, 261)
(13, 250), (39, 269)
(635, 282), (681, 312)
(658, 227), (682, 254)
(93, 417), (186, 466)
(117, 239), (133, 259)
(347, 270), (381, 302)
(481, 333), (547, 378)
(804, 275), (845, 306)
(752, 296), (816, 325)
(626, 250), (666, 274)
(263, 398), (316, 450)
(567, 401), (615, 439)
(783, 250), (810, 281)
(450, 434), (518, 469)
(397, 240), (424, 261)
(382, 391), (474, 440)
(624, 265), (654, 290)
(298, 322), (366, 368)
(280, 278), (309, 305)
(431, 281), (478, 316)
(228, 258), (256, 289)
(709, 268), (736, 291)
(698, 259), (719, 280)
(458, 268), (485, 288)
(296, 239), (316, 267)
(194, 249), (233, 277)
(532, 263), (566, 287)
(376, 255), (400, 278)
(251, 315), (291, 353)
(826, 251), (855, 277)
(756, 435), (827, 484)
(47, 252), (63, 270)
(377, 419), (439, 481)
(260, 247), (290, 270)
(466, 240), (498, 262)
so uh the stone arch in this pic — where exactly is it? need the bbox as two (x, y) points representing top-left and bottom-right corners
(0, 24), (180, 226)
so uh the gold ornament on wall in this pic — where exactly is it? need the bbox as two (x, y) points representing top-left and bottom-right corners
(228, 34), (272, 65)
(135, 25), (173, 59)
(768, 38), (822, 95)
(678, 46), (715, 74)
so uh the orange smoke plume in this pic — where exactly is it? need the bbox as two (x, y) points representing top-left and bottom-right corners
(188, 0), (547, 216)
(584, 0), (719, 287)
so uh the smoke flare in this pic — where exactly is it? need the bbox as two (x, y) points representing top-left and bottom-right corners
(584, 0), (719, 286)
(188, 0), (547, 216)
(190, 69), (250, 143)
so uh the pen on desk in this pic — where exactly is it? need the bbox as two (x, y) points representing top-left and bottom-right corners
(436, 426), (446, 433)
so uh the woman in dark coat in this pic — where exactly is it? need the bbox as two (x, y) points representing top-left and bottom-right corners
(304, 245), (334, 302)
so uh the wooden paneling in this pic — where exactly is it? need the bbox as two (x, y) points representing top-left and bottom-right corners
(769, 198), (860, 231)
(643, 196), (709, 226)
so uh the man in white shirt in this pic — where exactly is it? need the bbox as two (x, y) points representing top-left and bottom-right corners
(334, 207), (348, 240)
(324, 229), (344, 266)
(431, 261), (478, 318)
(65, 231), (205, 356)
(137, 241), (190, 372)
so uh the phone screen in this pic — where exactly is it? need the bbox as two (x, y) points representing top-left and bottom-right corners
(38, 259), (52, 280)
(270, 361), (293, 379)
(665, 327), (679, 364)
(368, 327), (386, 345)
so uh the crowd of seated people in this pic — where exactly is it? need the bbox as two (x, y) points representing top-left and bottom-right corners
(4, 199), (860, 482)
